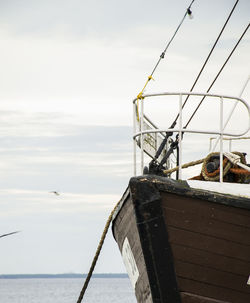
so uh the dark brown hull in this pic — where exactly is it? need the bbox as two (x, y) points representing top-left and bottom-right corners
(112, 175), (250, 303)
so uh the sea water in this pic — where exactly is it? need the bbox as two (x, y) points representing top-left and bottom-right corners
(0, 277), (137, 303)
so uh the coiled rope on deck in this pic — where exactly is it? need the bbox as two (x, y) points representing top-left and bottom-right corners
(201, 153), (232, 181)
(76, 200), (121, 303)
(163, 152), (249, 181)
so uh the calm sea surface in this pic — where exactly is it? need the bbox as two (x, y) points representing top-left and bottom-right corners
(0, 278), (137, 303)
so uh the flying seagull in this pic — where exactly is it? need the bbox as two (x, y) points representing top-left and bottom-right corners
(0, 231), (20, 239)
(49, 191), (60, 196)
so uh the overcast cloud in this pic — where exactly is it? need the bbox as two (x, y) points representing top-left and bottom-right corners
(0, 0), (249, 275)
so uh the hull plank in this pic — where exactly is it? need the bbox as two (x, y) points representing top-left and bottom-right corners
(162, 192), (250, 302)
(161, 191), (250, 228)
(168, 226), (250, 262)
(179, 277), (250, 303)
(162, 193), (250, 244)
(171, 244), (249, 277)
(180, 292), (237, 303)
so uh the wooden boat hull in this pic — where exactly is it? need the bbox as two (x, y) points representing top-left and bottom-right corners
(112, 175), (250, 303)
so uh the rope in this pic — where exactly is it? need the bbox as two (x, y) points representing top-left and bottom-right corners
(230, 168), (250, 175)
(201, 154), (232, 181)
(173, 0), (240, 125)
(184, 22), (250, 128)
(76, 200), (121, 303)
(136, 0), (195, 120)
(163, 158), (204, 175)
(163, 151), (249, 180)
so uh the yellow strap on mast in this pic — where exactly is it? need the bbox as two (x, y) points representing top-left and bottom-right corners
(136, 76), (154, 121)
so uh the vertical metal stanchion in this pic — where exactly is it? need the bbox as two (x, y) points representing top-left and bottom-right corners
(133, 101), (137, 176)
(209, 138), (212, 152)
(220, 97), (224, 183)
(140, 99), (144, 174)
(178, 94), (183, 180)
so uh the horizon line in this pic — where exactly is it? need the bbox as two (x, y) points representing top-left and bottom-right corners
(0, 273), (128, 279)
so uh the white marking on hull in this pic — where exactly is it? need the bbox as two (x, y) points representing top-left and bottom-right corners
(122, 237), (139, 289)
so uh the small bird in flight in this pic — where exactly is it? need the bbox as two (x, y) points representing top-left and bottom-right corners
(49, 191), (60, 196)
(0, 231), (20, 239)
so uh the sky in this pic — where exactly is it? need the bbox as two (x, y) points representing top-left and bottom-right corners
(0, 0), (249, 275)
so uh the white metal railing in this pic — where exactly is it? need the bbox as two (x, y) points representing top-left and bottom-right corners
(133, 92), (250, 182)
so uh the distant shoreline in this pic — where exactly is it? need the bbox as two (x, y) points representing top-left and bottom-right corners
(0, 273), (128, 279)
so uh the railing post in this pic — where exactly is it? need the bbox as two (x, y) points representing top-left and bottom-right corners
(133, 102), (137, 176)
(220, 97), (224, 183)
(209, 138), (212, 152)
(178, 94), (183, 180)
(140, 99), (144, 174)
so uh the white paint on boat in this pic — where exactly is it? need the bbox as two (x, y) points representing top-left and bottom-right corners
(247, 276), (250, 285)
(122, 237), (139, 289)
(187, 180), (250, 199)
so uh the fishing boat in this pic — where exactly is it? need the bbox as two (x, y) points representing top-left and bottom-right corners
(111, 4), (250, 303)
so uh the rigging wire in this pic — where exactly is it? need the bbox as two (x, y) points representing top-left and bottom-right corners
(211, 76), (250, 152)
(136, 0), (195, 103)
(150, 0), (195, 77)
(156, 22), (250, 171)
(184, 22), (250, 129)
(151, 0), (243, 167)
(172, 0), (240, 128)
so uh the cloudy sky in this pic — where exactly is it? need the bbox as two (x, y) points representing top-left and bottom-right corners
(0, 0), (249, 275)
